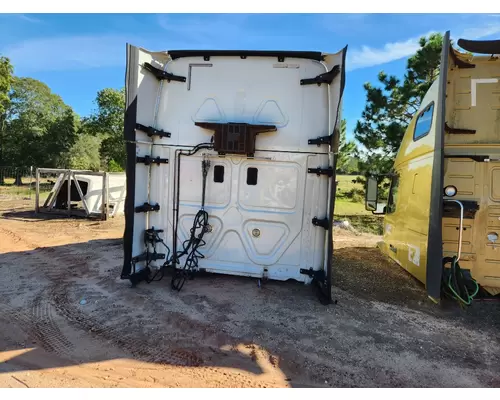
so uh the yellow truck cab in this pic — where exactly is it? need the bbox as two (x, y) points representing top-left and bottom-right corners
(365, 32), (500, 303)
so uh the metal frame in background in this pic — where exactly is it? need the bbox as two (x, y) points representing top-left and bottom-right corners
(35, 168), (113, 220)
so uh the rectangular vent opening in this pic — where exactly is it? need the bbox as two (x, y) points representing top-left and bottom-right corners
(247, 167), (258, 186)
(214, 165), (224, 183)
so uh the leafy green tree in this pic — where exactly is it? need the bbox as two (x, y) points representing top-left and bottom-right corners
(84, 87), (125, 170)
(0, 56), (14, 183)
(44, 107), (80, 168)
(66, 133), (102, 171)
(337, 119), (358, 174)
(354, 33), (444, 177)
(3, 77), (77, 175)
(0, 56), (13, 118)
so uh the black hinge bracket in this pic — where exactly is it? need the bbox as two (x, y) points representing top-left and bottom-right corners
(445, 122), (476, 135)
(132, 252), (166, 263)
(136, 155), (169, 166)
(312, 217), (329, 229)
(308, 134), (332, 146)
(135, 202), (160, 213)
(301, 65), (340, 86)
(300, 268), (326, 282)
(136, 123), (171, 138)
(308, 166), (333, 177)
(143, 62), (187, 83)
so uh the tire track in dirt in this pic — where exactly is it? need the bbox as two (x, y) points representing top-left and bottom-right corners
(48, 281), (221, 367)
(0, 225), (102, 358)
(28, 290), (75, 355)
(0, 301), (74, 357)
(0, 224), (272, 377)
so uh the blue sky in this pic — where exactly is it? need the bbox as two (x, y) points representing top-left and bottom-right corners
(1, 13), (499, 141)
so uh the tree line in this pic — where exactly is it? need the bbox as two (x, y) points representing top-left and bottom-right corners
(0, 32), (443, 184)
(0, 56), (126, 185)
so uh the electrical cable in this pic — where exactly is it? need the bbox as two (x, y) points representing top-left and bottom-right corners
(170, 154), (211, 291)
(161, 143), (213, 292)
(131, 142), (213, 290)
(442, 256), (479, 306)
(144, 229), (171, 283)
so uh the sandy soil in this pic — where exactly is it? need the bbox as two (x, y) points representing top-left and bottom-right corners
(0, 199), (499, 388)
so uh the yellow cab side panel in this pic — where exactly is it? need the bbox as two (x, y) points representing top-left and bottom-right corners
(443, 48), (500, 294)
(381, 81), (440, 285)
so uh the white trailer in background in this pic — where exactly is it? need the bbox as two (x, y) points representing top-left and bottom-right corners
(121, 45), (347, 304)
(35, 168), (126, 220)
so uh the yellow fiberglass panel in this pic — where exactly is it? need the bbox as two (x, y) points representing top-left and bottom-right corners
(381, 79), (440, 286)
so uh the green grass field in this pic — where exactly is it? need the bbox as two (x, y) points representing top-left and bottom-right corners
(334, 175), (384, 235)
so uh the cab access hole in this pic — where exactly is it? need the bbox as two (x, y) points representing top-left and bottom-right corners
(214, 165), (224, 183)
(247, 167), (258, 185)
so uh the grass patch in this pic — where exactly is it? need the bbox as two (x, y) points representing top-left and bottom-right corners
(334, 175), (384, 235)
(334, 198), (370, 216)
(342, 214), (384, 235)
(334, 175), (369, 216)
(0, 184), (51, 202)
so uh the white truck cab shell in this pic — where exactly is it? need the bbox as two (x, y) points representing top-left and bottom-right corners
(49, 172), (126, 216)
(121, 46), (347, 303)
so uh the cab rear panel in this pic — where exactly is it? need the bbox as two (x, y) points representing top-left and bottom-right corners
(121, 45), (347, 300)
(443, 41), (500, 295)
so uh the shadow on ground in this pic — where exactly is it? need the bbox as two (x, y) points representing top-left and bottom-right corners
(2, 209), (100, 222)
(333, 246), (500, 330)
(0, 214), (499, 387)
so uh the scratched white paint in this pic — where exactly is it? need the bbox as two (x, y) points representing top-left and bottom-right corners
(408, 244), (420, 267)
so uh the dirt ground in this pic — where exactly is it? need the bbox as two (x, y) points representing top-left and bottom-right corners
(0, 199), (499, 388)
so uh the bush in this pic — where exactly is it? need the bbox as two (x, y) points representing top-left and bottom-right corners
(108, 159), (124, 172)
(345, 187), (365, 203)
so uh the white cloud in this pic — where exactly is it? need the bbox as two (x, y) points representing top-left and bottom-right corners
(156, 14), (259, 48)
(0, 13), (44, 24)
(17, 14), (44, 23)
(456, 24), (500, 40)
(347, 22), (500, 72)
(2, 35), (138, 72)
(347, 32), (436, 72)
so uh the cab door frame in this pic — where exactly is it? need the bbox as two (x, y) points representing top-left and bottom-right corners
(425, 31), (450, 302)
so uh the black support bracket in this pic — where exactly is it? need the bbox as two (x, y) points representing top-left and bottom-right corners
(308, 135), (332, 146)
(136, 155), (169, 166)
(136, 123), (171, 139)
(443, 200), (479, 219)
(132, 252), (166, 263)
(135, 202), (160, 213)
(444, 154), (489, 162)
(301, 65), (340, 86)
(300, 268), (326, 282)
(145, 228), (164, 243)
(143, 62), (187, 83)
(312, 217), (329, 230)
(444, 122), (476, 135)
(308, 166), (333, 177)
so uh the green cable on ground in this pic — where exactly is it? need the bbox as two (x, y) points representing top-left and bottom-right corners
(446, 257), (479, 306)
